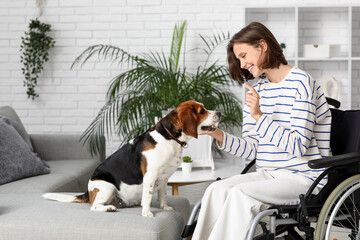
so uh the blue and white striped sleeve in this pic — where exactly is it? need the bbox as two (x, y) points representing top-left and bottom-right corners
(217, 105), (259, 160)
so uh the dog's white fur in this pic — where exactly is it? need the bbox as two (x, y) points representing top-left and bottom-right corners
(43, 105), (220, 217)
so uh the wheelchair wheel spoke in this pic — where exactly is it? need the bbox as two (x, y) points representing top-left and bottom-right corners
(339, 201), (357, 229)
(335, 209), (356, 231)
(349, 193), (360, 219)
(326, 183), (360, 240)
(315, 175), (360, 240)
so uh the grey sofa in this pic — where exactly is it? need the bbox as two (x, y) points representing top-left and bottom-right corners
(0, 106), (190, 240)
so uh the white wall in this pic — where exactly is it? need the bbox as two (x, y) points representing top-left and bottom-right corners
(1, 0), (359, 157)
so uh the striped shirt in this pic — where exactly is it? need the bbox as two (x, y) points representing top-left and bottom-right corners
(219, 67), (331, 186)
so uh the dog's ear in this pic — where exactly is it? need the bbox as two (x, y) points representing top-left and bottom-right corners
(178, 108), (198, 139)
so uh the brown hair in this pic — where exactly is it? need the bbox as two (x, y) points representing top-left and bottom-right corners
(227, 22), (287, 83)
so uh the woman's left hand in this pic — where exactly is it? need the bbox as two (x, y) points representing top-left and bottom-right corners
(244, 83), (263, 121)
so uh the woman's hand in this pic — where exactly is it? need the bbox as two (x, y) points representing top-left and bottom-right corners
(200, 127), (224, 147)
(244, 83), (263, 121)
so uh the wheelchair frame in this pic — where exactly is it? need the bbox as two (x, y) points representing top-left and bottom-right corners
(247, 152), (360, 240)
(182, 98), (360, 240)
(182, 152), (360, 240)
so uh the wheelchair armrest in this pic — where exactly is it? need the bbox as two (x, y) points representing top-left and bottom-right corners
(308, 152), (360, 169)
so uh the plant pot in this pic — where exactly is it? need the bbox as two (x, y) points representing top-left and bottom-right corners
(182, 162), (192, 174)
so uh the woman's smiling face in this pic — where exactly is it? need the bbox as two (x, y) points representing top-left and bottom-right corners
(233, 42), (266, 78)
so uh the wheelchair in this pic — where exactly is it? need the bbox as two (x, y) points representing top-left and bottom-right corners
(182, 98), (360, 240)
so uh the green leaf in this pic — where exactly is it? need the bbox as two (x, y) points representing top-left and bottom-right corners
(20, 18), (55, 100)
(169, 20), (187, 72)
(71, 44), (145, 70)
(74, 21), (243, 155)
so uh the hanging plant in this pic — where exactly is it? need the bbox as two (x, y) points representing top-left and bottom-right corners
(20, 18), (55, 100)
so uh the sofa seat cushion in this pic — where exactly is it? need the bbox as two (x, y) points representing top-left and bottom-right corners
(0, 159), (99, 193)
(0, 193), (190, 240)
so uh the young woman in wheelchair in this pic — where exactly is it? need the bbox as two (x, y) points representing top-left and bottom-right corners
(192, 22), (332, 240)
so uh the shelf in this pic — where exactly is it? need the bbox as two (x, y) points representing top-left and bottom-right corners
(245, 5), (360, 110)
(297, 57), (349, 61)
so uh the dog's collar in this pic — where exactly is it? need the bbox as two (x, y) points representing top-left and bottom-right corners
(160, 122), (188, 148)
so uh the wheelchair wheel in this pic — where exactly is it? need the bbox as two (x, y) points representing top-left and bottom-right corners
(315, 174), (360, 240)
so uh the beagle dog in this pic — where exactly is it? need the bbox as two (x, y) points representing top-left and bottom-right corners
(43, 100), (221, 217)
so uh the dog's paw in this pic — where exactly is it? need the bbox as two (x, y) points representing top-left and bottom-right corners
(142, 210), (154, 217)
(106, 205), (117, 212)
(91, 204), (117, 212)
(161, 206), (174, 211)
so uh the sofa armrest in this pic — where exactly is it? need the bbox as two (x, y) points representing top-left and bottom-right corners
(30, 134), (105, 162)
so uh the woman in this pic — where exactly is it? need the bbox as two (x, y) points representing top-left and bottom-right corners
(192, 22), (331, 240)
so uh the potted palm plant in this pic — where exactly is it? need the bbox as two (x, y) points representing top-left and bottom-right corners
(72, 21), (243, 155)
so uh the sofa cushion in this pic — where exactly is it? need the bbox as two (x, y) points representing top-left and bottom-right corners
(0, 106), (33, 151)
(0, 193), (190, 240)
(0, 118), (50, 185)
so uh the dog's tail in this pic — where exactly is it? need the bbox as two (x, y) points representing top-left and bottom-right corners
(42, 192), (90, 203)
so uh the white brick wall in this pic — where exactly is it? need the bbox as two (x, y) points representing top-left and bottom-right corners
(1, 0), (360, 156)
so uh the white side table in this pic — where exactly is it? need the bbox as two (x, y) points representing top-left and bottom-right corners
(168, 159), (244, 195)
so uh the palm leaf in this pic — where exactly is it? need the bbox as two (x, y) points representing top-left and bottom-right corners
(80, 96), (121, 155)
(76, 21), (243, 155)
(169, 21), (187, 72)
(71, 44), (145, 69)
(199, 31), (231, 67)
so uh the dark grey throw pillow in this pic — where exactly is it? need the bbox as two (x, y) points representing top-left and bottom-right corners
(0, 118), (50, 185)
(0, 116), (33, 151)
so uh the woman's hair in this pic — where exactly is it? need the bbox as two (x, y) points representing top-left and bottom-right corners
(227, 22), (287, 83)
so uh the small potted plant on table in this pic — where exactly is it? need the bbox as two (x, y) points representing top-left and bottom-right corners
(182, 156), (193, 174)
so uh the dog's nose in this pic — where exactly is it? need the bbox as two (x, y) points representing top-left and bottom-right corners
(216, 112), (222, 119)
